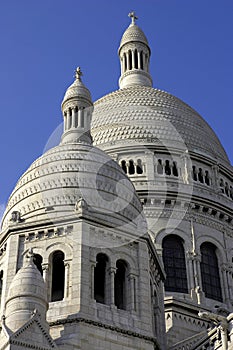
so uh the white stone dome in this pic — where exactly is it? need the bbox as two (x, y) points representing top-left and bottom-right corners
(62, 67), (92, 108)
(119, 23), (149, 48)
(91, 85), (230, 165)
(1, 142), (143, 230)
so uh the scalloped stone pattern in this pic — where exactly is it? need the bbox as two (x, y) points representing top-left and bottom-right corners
(120, 24), (149, 47)
(91, 86), (229, 164)
(2, 143), (142, 229)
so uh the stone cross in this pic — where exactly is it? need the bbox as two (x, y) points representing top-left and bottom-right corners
(75, 67), (83, 80)
(128, 11), (138, 25)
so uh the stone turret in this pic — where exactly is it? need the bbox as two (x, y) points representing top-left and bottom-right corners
(61, 67), (93, 144)
(4, 249), (48, 333)
(118, 12), (153, 88)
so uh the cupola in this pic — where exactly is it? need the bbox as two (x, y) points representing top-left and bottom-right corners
(118, 12), (153, 88)
(61, 67), (93, 144)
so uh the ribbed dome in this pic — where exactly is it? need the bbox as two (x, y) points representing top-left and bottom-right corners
(120, 23), (149, 48)
(91, 86), (230, 164)
(2, 143), (143, 230)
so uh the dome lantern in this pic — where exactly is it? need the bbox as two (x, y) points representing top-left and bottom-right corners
(118, 12), (153, 89)
(61, 67), (93, 145)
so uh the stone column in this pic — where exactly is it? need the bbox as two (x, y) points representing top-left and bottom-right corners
(71, 108), (76, 128)
(91, 262), (96, 300)
(42, 263), (49, 300)
(212, 164), (220, 190)
(138, 50), (141, 69)
(64, 261), (70, 299)
(128, 273), (136, 311)
(109, 267), (116, 306)
(126, 53), (130, 71)
(145, 151), (155, 181)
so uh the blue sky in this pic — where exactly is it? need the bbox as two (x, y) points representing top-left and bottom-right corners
(0, 0), (232, 212)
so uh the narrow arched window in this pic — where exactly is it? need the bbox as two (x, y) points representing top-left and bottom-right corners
(51, 250), (65, 302)
(33, 254), (43, 275)
(115, 260), (127, 310)
(128, 51), (132, 70)
(198, 168), (204, 183)
(205, 170), (210, 186)
(165, 160), (171, 175)
(134, 49), (138, 69)
(123, 53), (127, 71)
(192, 166), (197, 181)
(128, 160), (135, 175)
(200, 242), (222, 302)
(121, 160), (127, 174)
(220, 179), (225, 193)
(136, 159), (143, 174)
(172, 162), (178, 177)
(140, 51), (144, 70)
(157, 159), (163, 175)
(225, 182), (229, 197)
(94, 253), (108, 304)
(162, 235), (188, 293)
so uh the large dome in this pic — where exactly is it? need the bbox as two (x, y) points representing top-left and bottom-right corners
(1, 142), (143, 230)
(91, 85), (230, 165)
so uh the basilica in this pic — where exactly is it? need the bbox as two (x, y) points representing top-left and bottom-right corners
(0, 13), (232, 350)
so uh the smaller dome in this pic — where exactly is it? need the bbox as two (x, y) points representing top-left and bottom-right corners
(62, 67), (92, 108)
(5, 249), (48, 332)
(120, 23), (149, 48)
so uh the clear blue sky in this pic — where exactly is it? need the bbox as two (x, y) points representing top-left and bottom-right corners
(0, 0), (232, 215)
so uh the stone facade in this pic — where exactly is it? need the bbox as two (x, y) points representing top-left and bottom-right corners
(0, 12), (233, 350)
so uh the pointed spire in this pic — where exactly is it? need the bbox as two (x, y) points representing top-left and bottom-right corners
(61, 68), (93, 145)
(118, 13), (153, 89)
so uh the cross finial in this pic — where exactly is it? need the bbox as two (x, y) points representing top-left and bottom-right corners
(75, 67), (83, 80)
(128, 11), (138, 25)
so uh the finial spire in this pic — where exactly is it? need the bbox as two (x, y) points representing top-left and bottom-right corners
(75, 67), (83, 80)
(128, 11), (138, 25)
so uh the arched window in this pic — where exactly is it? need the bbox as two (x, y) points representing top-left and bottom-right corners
(162, 235), (188, 293)
(198, 168), (204, 183)
(220, 179), (225, 193)
(172, 161), (178, 177)
(128, 51), (132, 70)
(136, 159), (143, 174)
(200, 243), (222, 302)
(51, 250), (65, 302)
(121, 160), (127, 174)
(165, 160), (171, 175)
(128, 160), (135, 175)
(134, 49), (138, 69)
(33, 254), (43, 275)
(157, 159), (163, 175)
(192, 166), (197, 181)
(140, 51), (144, 70)
(94, 253), (109, 304)
(205, 170), (210, 186)
(115, 260), (127, 310)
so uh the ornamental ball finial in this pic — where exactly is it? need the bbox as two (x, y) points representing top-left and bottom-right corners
(128, 11), (138, 25)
